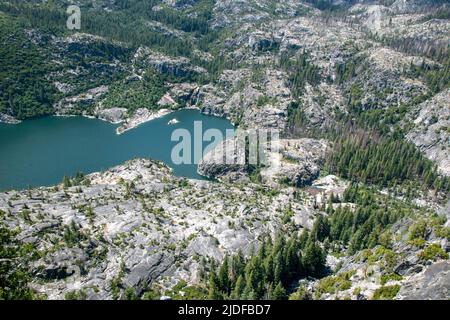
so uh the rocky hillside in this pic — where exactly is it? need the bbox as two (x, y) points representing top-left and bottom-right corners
(0, 158), (331, 299)
(1, 157), (448, 300)
(0, 0), (449, 300)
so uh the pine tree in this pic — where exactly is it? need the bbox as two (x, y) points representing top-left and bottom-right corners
(311, 215), (330, 242)
(63, 176), (72, 189)
(230, 275), (245, 300)
(229, 251), (245, 284)
(302, 240), (325, 277)
(208, 272), (223, 300)
(273, 254), (283, 285)
(263, 253), (275, 283)
(217, 255), (230, 294)
(0, 220), (35, 300)
(272, 282), (287, 300)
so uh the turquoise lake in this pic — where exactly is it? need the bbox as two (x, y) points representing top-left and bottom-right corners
(0, 109), (235, 191)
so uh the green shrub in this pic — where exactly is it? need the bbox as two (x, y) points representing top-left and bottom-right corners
(165, 280), (208, 300)
(372, 285), (400, 300)
(289, 285), (311, 300)
(418, 244), (449, 262)
(143, 287), (161, 300)
(434, 225), (450, 240)
(316, 272), (353, 296)
(64, 289), (87, 300)
(380, 273), (403, 285)
(408, 220), (428, 242)
(124, 287), (139, 300)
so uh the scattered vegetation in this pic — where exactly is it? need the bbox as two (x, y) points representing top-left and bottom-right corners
(164, 280), (208, 300)
(65, 289), (87, 300)
(0, 214), (37, 299)
(280, 51), (322, 99)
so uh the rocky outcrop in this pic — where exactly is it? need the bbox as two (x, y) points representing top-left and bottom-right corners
(158, 83), (200, 108)
(397, 261), (450, 300)
(261, 138), (329, 187)
(0, 159), (322, 299)
(0, 113), (21, 124)
(300, 83), (346, 129)
(96, 108), (128, 124)
(54, 86), (109, 116)
(197, 138), (248, 182)
(249, 31), (281, 52)
(338, 47), (428, 112)
(133, 47), (207, 78)
(197, 68), (291, 130)
(116, 108), (172, 134)
(198, 137), (328, 187)
(407, 89), (450, 176)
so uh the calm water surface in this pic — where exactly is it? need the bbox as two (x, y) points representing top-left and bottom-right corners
(0, 109), (234, 190)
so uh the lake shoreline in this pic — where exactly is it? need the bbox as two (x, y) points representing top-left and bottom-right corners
(0, 105), (238, 136)
(4, 107), (203, 134)
(115, 108), (173, 135)
(0, 109), (234, 190)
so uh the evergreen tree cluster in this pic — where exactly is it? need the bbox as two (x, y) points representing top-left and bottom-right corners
(114, 0), (214, 35)
(101, 69), (168, 113)
(0, 211), (36, 299)
(408, 54), (450, 95)
(207, 234), (326, 300)
(325, 128), (450, 193)
(0, 0), (216, 57)
(286, 101), (312, 137)
(334, 55), (366, 85)
(281, 51), (323, 135)
(316, 185), (409, 254)
(280, 51), (322, 99)
(0, 15), (57, 119)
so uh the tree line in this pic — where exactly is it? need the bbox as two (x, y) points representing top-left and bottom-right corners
(325, 127), (450, 194)
(314, 184), (408, 254)
(207, 232), (326, 300)
(0, 212), (37, 299)
(280, 51), (322, 99)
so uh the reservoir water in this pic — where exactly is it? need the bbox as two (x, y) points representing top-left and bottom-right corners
(0, 109), (234, 191)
